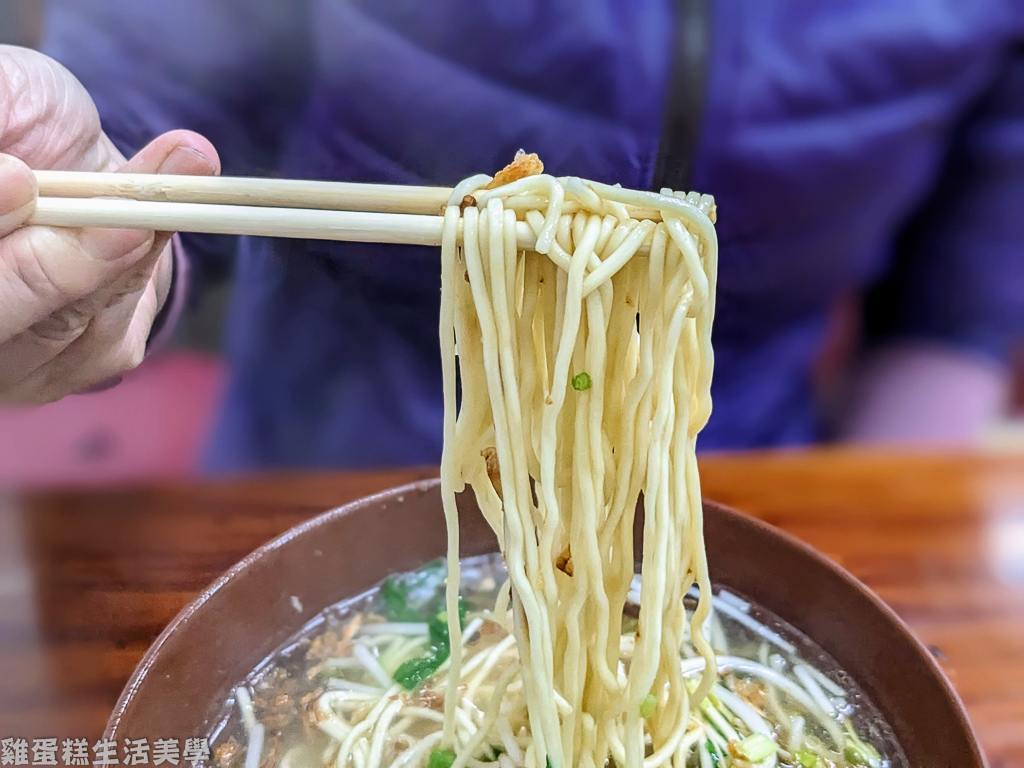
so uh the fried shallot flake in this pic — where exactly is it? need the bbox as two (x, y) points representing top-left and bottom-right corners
(214, 738), (240, 768)
(555, 546), (574, 577)
(486, 151), (543, 189)
(481, 446), (503, 499)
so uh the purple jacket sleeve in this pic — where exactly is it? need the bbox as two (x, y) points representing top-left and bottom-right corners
(867, 43), (1024, 364)
(39, 0), (312, 329)
(146, 235), (190, 352)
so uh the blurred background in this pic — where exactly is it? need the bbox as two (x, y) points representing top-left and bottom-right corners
(1, 1), (1022, 489)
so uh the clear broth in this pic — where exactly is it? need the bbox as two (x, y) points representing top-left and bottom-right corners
(209, 554), (907, 768)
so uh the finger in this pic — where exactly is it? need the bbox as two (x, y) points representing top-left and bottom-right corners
(1, 274), (157, 403)
(0, 245), (159, 391)
(72, 129), (220, 265)
(85, 129), (220, 312)
(0, 294), (98, 392)
(119, 128), (221, 176)
(52, 130), (221, 363)
(0, 153), (37, 237)
(0, 223), (156, 342)
(0, 130), (218, 340)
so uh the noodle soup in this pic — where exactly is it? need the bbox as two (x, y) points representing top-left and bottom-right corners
(209, 555), (905, 768)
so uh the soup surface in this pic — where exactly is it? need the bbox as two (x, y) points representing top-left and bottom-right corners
(209, 555), (906, 768)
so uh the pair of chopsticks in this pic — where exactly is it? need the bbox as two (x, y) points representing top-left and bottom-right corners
(29, 171), (469, 247)
(28, 172), (669, 252)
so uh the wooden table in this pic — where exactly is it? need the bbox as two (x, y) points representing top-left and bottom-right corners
(1, 451), (1021, 765)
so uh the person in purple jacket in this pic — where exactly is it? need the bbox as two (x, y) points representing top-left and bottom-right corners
(0, 1), (1020, 469)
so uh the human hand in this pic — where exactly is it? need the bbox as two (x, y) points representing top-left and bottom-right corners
(0, 45), (220, 403)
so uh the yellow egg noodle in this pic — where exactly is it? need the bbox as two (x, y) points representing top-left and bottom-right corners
(437, 157), (719, 768)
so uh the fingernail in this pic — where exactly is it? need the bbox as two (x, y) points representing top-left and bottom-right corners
(157, 145), (217, 175)
(81, 375), (123, 394)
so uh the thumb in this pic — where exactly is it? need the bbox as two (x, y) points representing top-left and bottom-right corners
(120, 128), (221, 176)
(0, 153), (37, 237)
(112, 129), (221, 309)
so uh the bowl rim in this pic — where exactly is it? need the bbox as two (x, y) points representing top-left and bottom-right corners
(105, 477), (441, 738)
(104, 478), (986, 766)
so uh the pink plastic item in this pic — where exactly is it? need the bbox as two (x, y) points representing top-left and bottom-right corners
(0, 352), (226, 488)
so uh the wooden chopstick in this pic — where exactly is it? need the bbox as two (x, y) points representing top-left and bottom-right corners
(28, 197), (547, 249)
(33, 171), (452, 215)
(29, 171), (481, 247)
(27, 171), (665, 253)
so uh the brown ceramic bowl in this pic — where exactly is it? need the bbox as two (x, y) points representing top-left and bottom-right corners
(105, 480), (984, 766)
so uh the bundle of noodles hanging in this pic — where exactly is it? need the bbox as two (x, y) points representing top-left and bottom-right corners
(437, 153), (720, 768)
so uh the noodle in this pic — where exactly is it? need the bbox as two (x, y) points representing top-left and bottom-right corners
(438, 156), (719, 768)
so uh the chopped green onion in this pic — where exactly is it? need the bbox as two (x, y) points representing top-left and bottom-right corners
(381, 559), (452, 622)
(843, 740), (882, 768)
(640, 693), (658, 718)
(428, 612), (450, 648)
(393, 653), (446, 690)
(393, 597), (472, 690)
(794, 748), (822, 768)
(734, 734), (776, 763)
(427, 749), (456, 768)
(381, 577), (422, 622)
(571, 372), (592, 391)
(705, 740), (722, 768)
